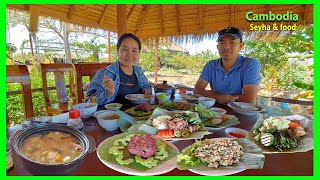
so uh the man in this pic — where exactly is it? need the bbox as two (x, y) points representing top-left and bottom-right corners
(193, 26), (260, 104)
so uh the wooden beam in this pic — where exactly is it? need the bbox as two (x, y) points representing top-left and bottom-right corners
(127, 4), (136, 20)
(29, 5), (40, 32)
(198, 5), (204, 30)
(98, 5), (109, 26)
(136, 5), (150, 36)
(117, 4), (127, 36)
(230, 5), (235, 26)
(175, 5), (181, 32)
(68, 5), (76, 20)
(158, 5), (164, 35)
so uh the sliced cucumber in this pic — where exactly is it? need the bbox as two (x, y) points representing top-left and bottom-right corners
(260, 133), (275, 147)
(252, 129), (260, 135)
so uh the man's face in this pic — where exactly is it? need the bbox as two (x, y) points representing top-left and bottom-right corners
(217, 35), (244, 61)
(117, 37), (140, 67)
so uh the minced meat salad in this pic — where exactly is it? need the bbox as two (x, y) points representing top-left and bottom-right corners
(194, 139), (244, 168)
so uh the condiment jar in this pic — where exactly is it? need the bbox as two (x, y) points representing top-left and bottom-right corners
(67, 109), (84, 130)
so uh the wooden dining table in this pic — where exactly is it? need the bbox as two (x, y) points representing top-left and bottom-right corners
(6, 100), (313, 176)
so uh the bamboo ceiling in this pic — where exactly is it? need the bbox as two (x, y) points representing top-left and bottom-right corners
(7, 4), (313, 40)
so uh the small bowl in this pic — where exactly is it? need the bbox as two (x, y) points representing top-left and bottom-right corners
(225, 127), (249, 138)
(155, 93), (171, 101)
(96, 110), (120, 131)
(73, 103), (98, 118)
(105, 103), (123, 111)
(198, 97), (216, 108)
(210, 107), (227, 114)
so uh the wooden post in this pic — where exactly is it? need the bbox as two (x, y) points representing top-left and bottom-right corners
(117, 5), (127, 36)
(29, 5), (40, 33)
(154, 38), (159, 83)
(108, 31), (111, 63)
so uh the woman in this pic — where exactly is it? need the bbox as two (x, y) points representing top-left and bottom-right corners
(86, 33), (151, 105)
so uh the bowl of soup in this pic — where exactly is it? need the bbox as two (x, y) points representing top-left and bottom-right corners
(9, 124), (96, 175)
(73, 102), (98, 118)
(96, 110), (120, 131)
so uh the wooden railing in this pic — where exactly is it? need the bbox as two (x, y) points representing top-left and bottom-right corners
(6, 85), (70, 96)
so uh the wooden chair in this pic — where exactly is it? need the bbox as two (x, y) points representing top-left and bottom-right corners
(74, 63), (110, 103)
(6, 65), (34, 127)
(40, 63), (76, 115)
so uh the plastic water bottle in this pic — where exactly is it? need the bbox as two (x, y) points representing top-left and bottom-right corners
(279, 102), (290, 109)
(67, 110), (84, 130)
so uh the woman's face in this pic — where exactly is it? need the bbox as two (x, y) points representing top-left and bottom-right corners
(117, 37), (140, 67)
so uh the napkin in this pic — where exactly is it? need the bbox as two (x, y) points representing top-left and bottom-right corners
(51, 112), (69, 124)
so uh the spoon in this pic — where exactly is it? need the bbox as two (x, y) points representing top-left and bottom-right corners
(115, 81), (135, 87)
(229, 101), (242, 109)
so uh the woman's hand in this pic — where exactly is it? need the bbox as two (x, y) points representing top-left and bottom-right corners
(142, 88), (151, 95)
(102, 75), (115, 97)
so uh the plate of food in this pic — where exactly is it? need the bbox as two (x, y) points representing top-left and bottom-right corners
(179, 93), (202, 102)
(160, 101), (194, 111)
(192, 104), (240, 131)
(125, 103), (158, 120)
(210, 107), (227, 114)
(96, 133), (180, 175)
(247, 116), (313, 153)
(177, 138), (265, 176)
(137, 108), (211, 141)
(125, 94), (154, 104)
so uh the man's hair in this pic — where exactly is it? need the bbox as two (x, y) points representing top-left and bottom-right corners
(117, 33), (142, 51)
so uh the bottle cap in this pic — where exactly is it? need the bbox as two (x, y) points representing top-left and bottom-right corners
(69, 109), (81, 119)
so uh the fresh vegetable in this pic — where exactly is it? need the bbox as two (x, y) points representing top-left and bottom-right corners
(265, 127), (277, 134)
(263, 117), (290, 130)
(273, 129), (300, 151)
(174, 131), (182, 137)
(252, 129), (260, 135)
(157, 129), (175, 137)
(228, 132), (245, 138)
(253, 133), (261, 142)
(260, 133), (275, 147)
(288, 121), (302, 129)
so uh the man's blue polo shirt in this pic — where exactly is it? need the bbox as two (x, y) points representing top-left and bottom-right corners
(200, 55), (260, 95)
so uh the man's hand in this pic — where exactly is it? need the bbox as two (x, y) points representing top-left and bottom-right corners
(216, 94), (238, 105)
(102, 75), (115, 97)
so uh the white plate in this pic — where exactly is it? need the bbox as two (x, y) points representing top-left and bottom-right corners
(205, 126), (227, 131)
(96, 134), (179, 175)
(227, 102), (261, 116)
(210, 107), (227, 114)
(190, 168), (245, 176)
(125, 94), (154, 104)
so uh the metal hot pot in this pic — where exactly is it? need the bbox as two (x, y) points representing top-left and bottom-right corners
(153, 80), (176, 96)
(9, 124), (96, 175)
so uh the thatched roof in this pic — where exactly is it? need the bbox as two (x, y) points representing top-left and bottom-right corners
(7, 4), (313, 42)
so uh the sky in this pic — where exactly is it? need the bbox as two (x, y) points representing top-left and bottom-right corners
(6, 24), (218, 56)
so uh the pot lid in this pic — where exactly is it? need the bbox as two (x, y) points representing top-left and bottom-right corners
(155, 80), (175, 89)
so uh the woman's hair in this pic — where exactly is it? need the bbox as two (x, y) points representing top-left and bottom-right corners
(117, 33), (142, 52)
